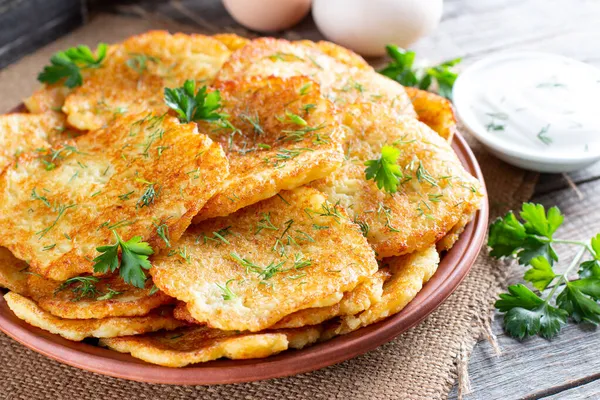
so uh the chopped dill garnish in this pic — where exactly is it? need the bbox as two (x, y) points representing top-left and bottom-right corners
(137, 183), (158, 208)
(415, 161), (438, 187)
(216, 279), (237, 300)
(537, 124), (552, 145)
(96, 287), (123, 301)
(55, 276), (100, 301)
(255, 212), (278, 234)
(118, 190), (135, 201)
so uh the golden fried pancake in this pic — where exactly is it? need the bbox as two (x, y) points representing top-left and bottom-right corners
(173, 301), (201, 325)
(24, 85), (70, 114)
(0, 112), (228, 280)
(341, 247), (439, 333)
(100, 325), (321, 367)
(0, 247), (28, 294)
(312, 103), (483, 258)
(26, 274), (173, 319)
(152, 187), (378, 332)
(193, 76), (344, 222)
(216, 38), (416, 117)
(4, 292), (183, 341)
(0, 112), (67, 171)
(405, 87), (457, 142)
(299, 40), (371, 69)
(270, 268), (390, 329)
(320, 247), (439, 341)
(436, 210), (476, 252)
(212, 33), (250, 51)
(62, 31), (231, 131)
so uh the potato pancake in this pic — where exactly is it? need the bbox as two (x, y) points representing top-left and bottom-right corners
(62, 31), (231, 131)
(312, 103), (482, 258)
(152, 187), (378, 332)
(4, 292), (184, 341)
(0, 112), (228, 280)
(0, 247), (28, 294)
(172, 267), (388, 328)
(270, 268), (390, 329)
(405, 87), (457, 142)
(24, 85), (70, 114)
(0, 112), (66, 171)
(216, 38), (416, 117)
(26, 274), (173, 319)
(436, 210), (477, 252)
(100, 325), (321, 367)
(212, 33), (250, 51)
(192, 76), (344, 222)
(340, 247), (439, 333)
(320, 247), (439, 341)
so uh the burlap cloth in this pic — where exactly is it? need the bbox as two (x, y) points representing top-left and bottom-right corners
(0, 14), (538, 400)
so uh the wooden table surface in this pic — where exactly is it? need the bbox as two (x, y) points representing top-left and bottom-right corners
(4, 0), (600, 398)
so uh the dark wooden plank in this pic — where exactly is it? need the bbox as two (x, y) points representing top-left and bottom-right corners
(536, 165), (600, 197)
(541, 379), (600, 399)
(0, 0), (86, 68)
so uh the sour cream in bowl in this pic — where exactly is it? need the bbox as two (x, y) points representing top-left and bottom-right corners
(453, 51), (600, 173)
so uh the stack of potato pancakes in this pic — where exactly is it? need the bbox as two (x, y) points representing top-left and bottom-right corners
(0, 32), (482, 367)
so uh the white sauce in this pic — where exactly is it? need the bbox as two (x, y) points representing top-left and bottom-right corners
(458, 52), (600, 159)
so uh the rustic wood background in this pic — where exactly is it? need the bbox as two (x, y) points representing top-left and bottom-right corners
(2, 0), (600, 398)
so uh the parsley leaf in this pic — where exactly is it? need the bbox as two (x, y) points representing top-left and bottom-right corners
(491, 202), (600, 340)
(524, 256), (557, 291)
(364, 145), (403, 194)
(93, 231), (154, 288)
(496, 284), (567, 339)
(520, 203), (563, 239)
(38, 43), (108, 88)
(488, 203), (562, 265)
(164, 80), (225, 123)
(378, 45), (461, 100)
(557, 282), (600, 325)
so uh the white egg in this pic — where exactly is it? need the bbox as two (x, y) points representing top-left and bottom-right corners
(312, 0), (443, 56)
(223, 0), (312, 33)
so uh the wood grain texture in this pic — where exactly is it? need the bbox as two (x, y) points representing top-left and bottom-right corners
(449, 314), (600, 400)
(0, 0), (86, 68)
(541, 379), (600, 399)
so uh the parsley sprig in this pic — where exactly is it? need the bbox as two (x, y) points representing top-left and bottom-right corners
(38, 43), (108, 88)
(365, 145), (403, 194)
(489, 203), (600, 339)
(378, 45), (461, 100)
(164, 80), (225, 123)
(93, 231), (154, 288)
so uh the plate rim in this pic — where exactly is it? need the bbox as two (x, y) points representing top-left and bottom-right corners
(0, 113), (489, 385)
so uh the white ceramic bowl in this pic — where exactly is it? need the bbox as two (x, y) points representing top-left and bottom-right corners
(453, 52), (600, 173)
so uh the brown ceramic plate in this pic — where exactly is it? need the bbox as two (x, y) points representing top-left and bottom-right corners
(0, 120), (488, 385)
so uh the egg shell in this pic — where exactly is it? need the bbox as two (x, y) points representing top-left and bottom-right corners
(223, 0), (312, 32)
(312, 0), (443, 56)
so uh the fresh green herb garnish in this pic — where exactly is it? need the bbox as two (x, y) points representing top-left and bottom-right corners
(96, 287), (123, 301)
(216, 279), (237, 300)
(126, 53), (159, 75)
(378, 45), (461, 100)
(55, 276), (100, 301)
(38, 43), (108, 88)
(93, 231), (154, 288)
(137, 183), (158, 209)
(154, 222), (171, 247)
(365, 145), (403, 194)
(490, 202), (600, 339)
(537, 124), (552, 145)
(164, 80), (225, 123)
